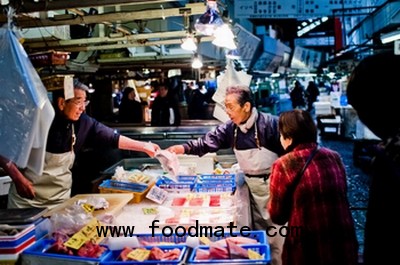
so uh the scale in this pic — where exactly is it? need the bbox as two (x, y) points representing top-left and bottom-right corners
(0, 207), (48, 224)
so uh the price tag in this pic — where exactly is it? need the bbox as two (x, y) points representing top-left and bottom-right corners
(81, 203), (95, 213)
(248, 249), (263, 260)
(126, 248), (151, 261)
(64, 75), (74, 100)
(63, 234), (87, 250)
(64, 218), (104, 249)
(199, 236), (211, 245)
(142, 207), (158, 215)
(145, 185), (168, 204)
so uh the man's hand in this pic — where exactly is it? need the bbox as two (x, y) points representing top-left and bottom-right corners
(166, 145), (185, 155)
(0, 155), (35, 199)
(15, 177), (35, 199)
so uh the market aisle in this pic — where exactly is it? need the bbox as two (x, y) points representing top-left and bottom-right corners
(319, 137), (370, 261)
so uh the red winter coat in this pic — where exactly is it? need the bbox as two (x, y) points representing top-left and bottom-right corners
(268, 143), (358, 265)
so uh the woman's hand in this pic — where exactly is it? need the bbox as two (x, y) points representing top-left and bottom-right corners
(143, 142), (160, 158)
(166, 145), (185, 155)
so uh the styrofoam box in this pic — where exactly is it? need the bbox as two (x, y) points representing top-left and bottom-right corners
(0, 176), (11, 196)
(314, 102), (333, 115)
(177, 153), (216, 174)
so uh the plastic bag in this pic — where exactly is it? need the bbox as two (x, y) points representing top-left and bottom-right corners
(155, 149), (180, 180)
(0, 27), (54, 175)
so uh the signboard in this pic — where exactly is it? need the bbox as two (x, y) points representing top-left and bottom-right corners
(395, 40), (400, 55)
(294, 36), (334, 47)
(290, 46), (324, 70)
(234, 0), (371, 19)
(232, 23), (261, 68)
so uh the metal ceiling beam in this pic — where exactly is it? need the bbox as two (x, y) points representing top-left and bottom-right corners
(23, 30), (213, 52)
(9, 0), (185, 13)
(97, 53), (192, 63)
(24, 30), (189, 47)
(2, 3), (205, 29)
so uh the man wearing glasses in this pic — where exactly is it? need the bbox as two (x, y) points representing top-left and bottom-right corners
(7, 80), (159, 209)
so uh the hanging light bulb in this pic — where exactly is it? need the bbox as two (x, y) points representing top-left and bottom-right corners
(226, 49), (240, 60)
(192, 54), (203, 69)
(212, 24), (237, 49)
(194, 0), (224, 36)
(181, 34), (197, 51)
(214, 24), (234, 39)
(213, 35), (237, 50)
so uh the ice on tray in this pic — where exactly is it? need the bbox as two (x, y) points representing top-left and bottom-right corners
(112, 167), (155, 184)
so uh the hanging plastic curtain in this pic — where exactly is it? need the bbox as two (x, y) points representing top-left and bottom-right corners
(212, 60), (252, 122)
(0, 26), (55, 175)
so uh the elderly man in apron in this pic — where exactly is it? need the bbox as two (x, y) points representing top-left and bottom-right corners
(8, 80), (159, 210)
(167, 85), (285, 265)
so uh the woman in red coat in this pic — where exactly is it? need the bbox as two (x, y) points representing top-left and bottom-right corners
(268, 109), (358, 265)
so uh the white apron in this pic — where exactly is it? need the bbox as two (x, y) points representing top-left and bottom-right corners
(8, 125), (76, 210)
(233, 125), (284, 265)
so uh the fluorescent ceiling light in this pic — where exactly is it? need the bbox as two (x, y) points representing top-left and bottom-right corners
(192, 54), (203, 69)
(381, 30), (400, 44)
(181, 35), (197, 51)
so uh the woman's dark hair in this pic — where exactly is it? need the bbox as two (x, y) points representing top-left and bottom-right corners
(121, 87), (134, 100)
(279, 109), (317, 150)
(347, 52), (400, 140)
(226, 85), (255, 108)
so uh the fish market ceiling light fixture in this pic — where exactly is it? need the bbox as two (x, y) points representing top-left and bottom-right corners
(194, 0), (224, 36)
(212, 24), (236, 50)
(380, 29), (400, 44)
(181, 34), (197, 51)
(192, 53), (203, 69)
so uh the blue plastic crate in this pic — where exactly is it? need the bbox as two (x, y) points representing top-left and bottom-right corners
(100, 245), (187, 265)
(198, 174), (235, 181)
(156, 176), (197, 192)
(22, 238), (111, 263)
(100, 179), (148, 193)
(135, 231), (266, 246)
(207, 230), (267, 245)
(193, 182), (236, 193)
(135, 233), (188, 246)
(188, 244), (270, 264)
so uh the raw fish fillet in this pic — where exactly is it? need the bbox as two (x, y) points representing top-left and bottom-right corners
(189, 197), (204, 206)
(227, 239), (249, 259)
(171, 197), (186, 206)
(209, 242), (229, 259)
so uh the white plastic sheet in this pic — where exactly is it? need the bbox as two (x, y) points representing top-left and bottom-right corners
(212, 60), (252, 122)
(0, 27), (54, 175)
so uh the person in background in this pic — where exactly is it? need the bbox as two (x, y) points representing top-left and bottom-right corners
(151, 83), (181, 126)
(167, 85), (285, 265)
(268, 109), (358, 265)
(112, 88), (122, 109)
(118, 86), (143, 123)
(305, 80), (319, 112)
(7, 80), (160, 209)
(346, 52), (400, 265)
(185, 81), (208, 119)
(289, 80), (306, 110)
